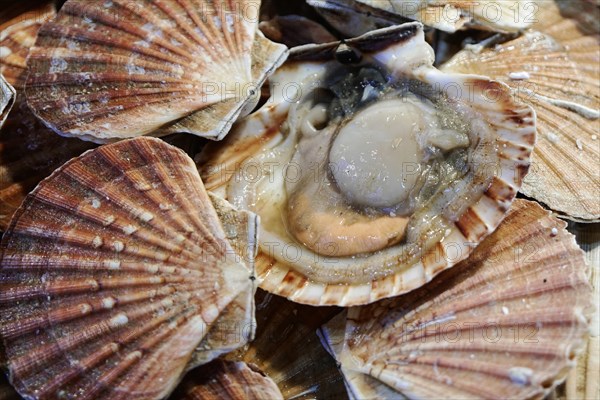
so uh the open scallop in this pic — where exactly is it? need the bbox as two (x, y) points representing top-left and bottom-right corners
(24, 0), (288, 143)
(319, 199), (593, 399)
(198, 23), (536, 306)
(442, 0), (600, 221)
(0, 137), (258, 399)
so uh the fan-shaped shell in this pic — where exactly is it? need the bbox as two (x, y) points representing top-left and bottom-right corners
(0, 3), (95, 231)
(442, 1), (600, 221)
(0, 1), (56, 89)
(319, 199), (593, 399)
(24, 0), (288, 143)
(198, 23), (536, 306)
(309, 0), (535, 34)
(0, 137), (257, 400)
(171, 360), (283, 400)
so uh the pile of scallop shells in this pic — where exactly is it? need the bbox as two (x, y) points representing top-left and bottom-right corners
(0, 0), (597, 399)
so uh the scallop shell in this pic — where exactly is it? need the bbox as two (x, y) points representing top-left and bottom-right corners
(308, 0), (535, 34)
(442, 1), (600, 221)
(0, 1), (56, 88)
(0, 0), (52, 23)
(0, 75), (14, 129)
(24, 0), (288, 143)
(198, 23), (536, 306)
(0, 137), (257, 399)
(0, 4), (95, 231)
(171, 360), (283, 400)
(319, 199), (593, 399)
(189, 192), (258, 368)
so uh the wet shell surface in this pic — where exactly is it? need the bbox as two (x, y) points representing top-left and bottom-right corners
(24, 0), (288, 143)
(442, 0), (600, 221)
(0, 137), (257, 399)
(308, 0), (535, 34)
(187, 192), (258, 370)
(319, 199), (593, 399)
(199, 23), (536, 306)
(0, 1), (56, 89)
(0, 4), (96, 230)
(0, 75), (15, 129)
(170, 360), (283, 400)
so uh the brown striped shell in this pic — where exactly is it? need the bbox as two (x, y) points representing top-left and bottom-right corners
(171, 360), (283, 400)
(0, 1), (56, 89)
(0, 3), (95, 230)
(0, 137), (258, 399)
(0, 1), (53, 25)
(198, 23), (536, 306)
(24, 0), (288, 143)
(319, 199), (593, 399)
(442, 0), (600, 221)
